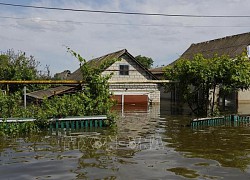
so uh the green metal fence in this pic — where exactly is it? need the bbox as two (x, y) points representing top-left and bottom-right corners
(49, 116), (107, 129)
(0, 115), (107, 130)
(191, 115), (250, 128)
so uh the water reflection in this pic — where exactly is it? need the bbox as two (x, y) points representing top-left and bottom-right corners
(0, 103), (250, 179)
(163, 116), (250, 171)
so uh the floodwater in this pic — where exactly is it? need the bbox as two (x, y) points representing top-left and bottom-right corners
(0, 102), (250, 179)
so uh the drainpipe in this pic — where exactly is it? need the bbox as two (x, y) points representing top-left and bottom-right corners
(121, 94), (124, 117)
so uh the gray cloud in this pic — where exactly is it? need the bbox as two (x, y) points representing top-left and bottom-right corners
(16, 18), (76, 32)
(0, 0), (250, 74)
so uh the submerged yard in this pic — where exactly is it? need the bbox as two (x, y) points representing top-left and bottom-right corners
(0, 103), (250, 179)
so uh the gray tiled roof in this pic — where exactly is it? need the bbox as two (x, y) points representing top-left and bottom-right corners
(180, 32), (250, 60)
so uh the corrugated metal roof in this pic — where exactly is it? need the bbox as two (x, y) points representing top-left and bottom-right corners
(27, 86), (77, 100)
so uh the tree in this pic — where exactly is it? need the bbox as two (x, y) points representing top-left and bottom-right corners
(35, 48), (117, 126)
(0, 49), (117, 135)
(164, 53), (250, 116)
(135, 55), (154, 69)
(66, 48), (117, 121)
(0, 49), (50, 93)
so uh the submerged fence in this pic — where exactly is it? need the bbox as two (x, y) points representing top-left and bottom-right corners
(191, 115), (250, 128)
(49, 116), (107, 129)
(0, 115), (107, 130)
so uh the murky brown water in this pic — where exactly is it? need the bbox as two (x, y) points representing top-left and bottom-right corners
(0, 104), (250, 179)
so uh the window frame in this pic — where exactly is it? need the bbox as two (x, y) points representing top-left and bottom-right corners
(119, 64), (129, 76)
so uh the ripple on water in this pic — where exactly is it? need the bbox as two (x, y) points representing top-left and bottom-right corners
(1, 107), (250, 179)
(167, 167), (200, 179)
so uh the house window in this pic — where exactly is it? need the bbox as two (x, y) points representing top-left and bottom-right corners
(119, 65), (129, 75)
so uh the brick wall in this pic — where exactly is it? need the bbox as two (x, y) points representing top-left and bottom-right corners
(101, 54), (160, 104)
(101, 55), (152, 81)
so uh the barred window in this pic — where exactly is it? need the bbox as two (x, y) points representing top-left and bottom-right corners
(119, 65), (129, 75)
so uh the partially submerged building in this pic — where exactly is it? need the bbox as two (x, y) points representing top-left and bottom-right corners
(27, 49), (161, 107)
(152, 32), (250, 113)
(67, 49), (161, 106)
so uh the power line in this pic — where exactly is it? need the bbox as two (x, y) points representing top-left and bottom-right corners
(1, 16), (250, 28)
(0, 2), (250, 18)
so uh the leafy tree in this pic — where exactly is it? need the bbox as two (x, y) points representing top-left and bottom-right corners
(67, 48), (116, 118)
(0, 49), (51, 93)
(164, 53), (250, 116)
(0, 49), (117, 135)
(135, 55), (154, 69)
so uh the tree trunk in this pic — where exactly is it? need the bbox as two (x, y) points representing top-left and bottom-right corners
(209, 84), (219, 116)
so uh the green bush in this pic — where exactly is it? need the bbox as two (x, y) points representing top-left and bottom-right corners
(0, 49), (117, 135)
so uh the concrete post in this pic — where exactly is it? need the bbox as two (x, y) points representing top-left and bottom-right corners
(24, 86), (27, 109)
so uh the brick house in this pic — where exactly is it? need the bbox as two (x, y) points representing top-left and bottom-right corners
(67, 49), (161, 105)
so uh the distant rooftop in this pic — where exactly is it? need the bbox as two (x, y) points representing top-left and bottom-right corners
(150, 32), (250, 74)
(180, 32), (250, 60)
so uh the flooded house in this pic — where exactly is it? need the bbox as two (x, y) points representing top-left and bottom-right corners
(27, 49), (161, 112)
(67, 49), (161, 108)
(151, 32), (250, 114)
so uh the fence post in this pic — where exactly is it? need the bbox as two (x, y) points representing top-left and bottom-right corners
(231, 114), (237, 121)
(24, 86), (27, 109)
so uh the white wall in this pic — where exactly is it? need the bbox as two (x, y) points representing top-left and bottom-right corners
(102, 55), (151, 81)
(238, 90), (250, 102)
(101, 54), (160, 104)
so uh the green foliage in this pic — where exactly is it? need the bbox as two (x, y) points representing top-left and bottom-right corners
(0, 49), (51, 93)
(0, 92), (40, 136)
(0, 48), (117, 136)
(164, 53), (250, 116)
(34, 93), (87, 125)
(135, 55), (154, 69)
(33, 48), (117, 126)
(0, 92), (22, 118)
(0, 120), (39, 136)
(67, 48), (116, 124)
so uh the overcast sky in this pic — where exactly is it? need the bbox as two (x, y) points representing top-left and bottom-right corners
(0, 0), (250, 75)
